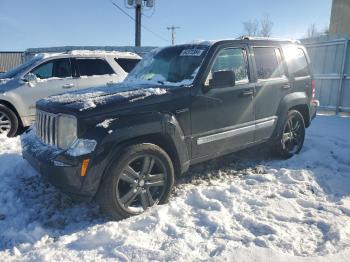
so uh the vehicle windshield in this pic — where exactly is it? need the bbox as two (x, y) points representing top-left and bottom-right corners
(0, 55), (43, 79)
(125, 45), (210, 86)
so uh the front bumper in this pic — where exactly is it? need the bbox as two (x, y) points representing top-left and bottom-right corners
(21, 129), (95, 201)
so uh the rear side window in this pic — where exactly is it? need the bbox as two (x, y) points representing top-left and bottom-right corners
(31, 58), (72, 79)
(253, 47), (284, 80)
(115, 58), (141, 73)
(76, 59), (115, 76)
(283, 46), (309, 77)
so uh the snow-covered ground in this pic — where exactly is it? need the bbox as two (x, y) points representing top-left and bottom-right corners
(0, 114), (350, 261)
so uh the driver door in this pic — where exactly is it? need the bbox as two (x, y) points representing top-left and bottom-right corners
(17, 58), (78, 118)
(190, 45), (255, 160)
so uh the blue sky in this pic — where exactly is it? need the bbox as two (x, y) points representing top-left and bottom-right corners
(0, 0), (332, 51)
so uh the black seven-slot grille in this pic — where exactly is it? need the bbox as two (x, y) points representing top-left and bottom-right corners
(36, 110), (58, 146)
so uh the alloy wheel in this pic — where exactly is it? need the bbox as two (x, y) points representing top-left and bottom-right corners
(282, 114), (304, 154)
(116, 154), (167, 214)
(0, 111), (11, 135)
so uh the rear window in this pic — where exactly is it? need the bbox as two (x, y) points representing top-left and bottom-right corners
(283, 46), (309, 77)
(253, 47), (285, 80)
(115, 58), (141, 73)
(76, 58), (115, 76)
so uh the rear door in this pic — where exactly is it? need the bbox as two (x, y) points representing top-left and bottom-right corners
(252, 46), (290, 141)
(74, 58), (121, 89)
(16, 58), (78, 117)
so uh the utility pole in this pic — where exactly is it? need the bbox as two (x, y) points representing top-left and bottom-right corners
(167, 25), (180, 45)
(127, 0), (155, 47)
(135, 3), (142, 47)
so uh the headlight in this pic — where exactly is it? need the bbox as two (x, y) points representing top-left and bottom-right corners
(66, 139), (97, 156)
(57, 114), (77, 149)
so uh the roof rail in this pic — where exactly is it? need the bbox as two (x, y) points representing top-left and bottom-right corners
(238, 36), (301, 44)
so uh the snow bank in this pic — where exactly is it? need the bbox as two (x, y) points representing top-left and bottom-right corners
(0, 115), (350, 261)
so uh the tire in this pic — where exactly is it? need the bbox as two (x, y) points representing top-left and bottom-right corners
(97, 143), (175, 220)
(274, 110), (305, 159)
(0, 104), (19, 137)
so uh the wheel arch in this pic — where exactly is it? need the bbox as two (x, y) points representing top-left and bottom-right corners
(273, 92), (310, 138)
(83, 112), (191, 199)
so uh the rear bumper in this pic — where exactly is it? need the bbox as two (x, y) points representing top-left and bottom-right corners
(21, 129), (94, 201)
(310, 99), (319, 121)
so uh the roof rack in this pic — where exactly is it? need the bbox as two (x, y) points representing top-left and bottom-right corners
(238, 36), (301, 44)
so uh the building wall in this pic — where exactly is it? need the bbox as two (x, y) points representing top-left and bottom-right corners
(329, 0), (350, 36)
(0, 52), (24, 73)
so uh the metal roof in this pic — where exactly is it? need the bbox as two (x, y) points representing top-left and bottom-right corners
(0, 52), (24, 72)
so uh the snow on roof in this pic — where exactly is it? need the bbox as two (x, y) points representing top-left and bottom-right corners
(68, 50), (140, 58)
(186, 37), (301, 46)
(35, 50), (141, 60)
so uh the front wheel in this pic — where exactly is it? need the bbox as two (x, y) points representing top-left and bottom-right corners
(0, 104), (19, 137)
(97, 143), (175, 220)
(275, 110), (305, 159)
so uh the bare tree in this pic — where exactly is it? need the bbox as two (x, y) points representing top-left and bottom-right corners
(260, 14), (274, 37)
(242, 14), (274, 37)
(242, 19), (260, 36)
(307, 24), (320, 38)
(323, 26), (330, 36)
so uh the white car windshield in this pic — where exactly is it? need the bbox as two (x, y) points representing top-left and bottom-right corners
(125, 45), (210, 86)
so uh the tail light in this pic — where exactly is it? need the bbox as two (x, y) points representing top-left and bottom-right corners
(311, 79), (315, 99)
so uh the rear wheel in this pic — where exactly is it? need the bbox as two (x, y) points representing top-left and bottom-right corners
(97, 143), (174, 220)
(275, 110), (305, 159)
(0, 104), (19, 137)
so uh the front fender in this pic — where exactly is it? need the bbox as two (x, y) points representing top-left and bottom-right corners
(80, 112), (190, 197)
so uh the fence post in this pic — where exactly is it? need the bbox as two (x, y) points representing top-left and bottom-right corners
(336, 39), (349, 114)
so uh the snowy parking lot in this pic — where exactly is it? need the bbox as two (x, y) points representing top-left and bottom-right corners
(0, 114), (350, 261)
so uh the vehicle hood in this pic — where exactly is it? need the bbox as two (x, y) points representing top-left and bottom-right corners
(36, 81), (190, 116)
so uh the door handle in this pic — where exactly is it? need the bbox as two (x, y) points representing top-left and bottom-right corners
(282, 84), (291, 89)
(107, 81), (118, 86)
(240, 90), (254, 97)
(62, 83), (75, 89)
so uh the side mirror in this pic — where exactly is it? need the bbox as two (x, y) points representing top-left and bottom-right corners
(209, 70), (235, 88)
(22, 73), (38, 83)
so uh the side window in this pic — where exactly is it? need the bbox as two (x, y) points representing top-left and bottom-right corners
(31, 59), (72, 79)
(253, 47), (285, 80)
(283, 46), (309, 77)
(206, 48), (249, 85)
(76, 59), (115, 76)
(31, 62), (53, 79)
(115, 58), (141, 73)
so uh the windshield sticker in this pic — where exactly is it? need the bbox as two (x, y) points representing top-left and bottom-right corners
(180, 49), (204, 57)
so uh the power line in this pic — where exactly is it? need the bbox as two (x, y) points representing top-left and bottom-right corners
(110, 0), (169, 44)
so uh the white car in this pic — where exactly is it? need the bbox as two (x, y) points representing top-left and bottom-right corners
(0, 50), (141, 136)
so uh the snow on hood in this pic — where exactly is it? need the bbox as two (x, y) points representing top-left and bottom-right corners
(0, 78), (12, 85)
(42, 82), (168, 111)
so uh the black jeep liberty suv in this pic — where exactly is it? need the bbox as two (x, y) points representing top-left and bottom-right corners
(22, 38), (318, 220)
